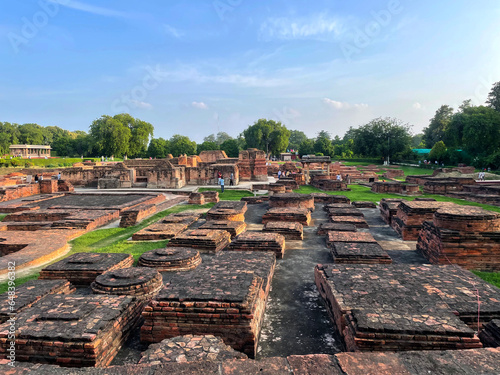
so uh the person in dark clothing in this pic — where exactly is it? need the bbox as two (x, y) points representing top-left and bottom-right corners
(34, 174), (39, 183)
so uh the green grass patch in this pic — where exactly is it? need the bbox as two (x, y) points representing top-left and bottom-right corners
(0, 203), (214, 293)
(472, 271), (500, 289)
(0, 214), (7, 221)
(198, 188), (254, 200)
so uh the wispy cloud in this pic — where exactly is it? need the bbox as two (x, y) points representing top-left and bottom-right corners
(412, 102), (423, 110)
(192, 101), (208, 110)
(260, 13), (345, 41)
(164, 24), (184, 39)
(131, 100), (153, 109)
(323, 98), (368, 110)
(49, 0), (129, 18)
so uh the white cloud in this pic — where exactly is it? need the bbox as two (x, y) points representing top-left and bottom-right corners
(323, 98), (368, 110)
(49, 0), (129, 18)
(413, 102), (423, 110)
(260, 13), (345, 41)
(130, 100), (152, 109)
(192, 101), (208, 110)
(164, 24), (184, 39)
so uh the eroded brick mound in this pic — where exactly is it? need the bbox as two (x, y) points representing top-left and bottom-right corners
(329, 215), (369, 228)
(229, 232), (286, 258)
(379, 198), (404, 225)
(316, 223), (357, 235)
(206, 201), (247, 221)
(327, 207), (364, 217)
(433, 206), (500, 232)
(315, 264), (500, 351)
(330, 243), (392, 264)
(199, 220), (247, 238)
(139, 335), (247, 364)
(0, 294), (142, 367)
(323, 203), (352, 211)
(310, 178), (350, 192)
(241, 195), (269, 204)
(189, 191), (219, 205)
(263, 221), (303, 240)
(352, 201), (377, 208)
(91, 267), (163, 301)
(160, 211), (202, 225)
(325, 195), (351, 204)
(269, 193), (314, 211)
(132, 222), (188, 240)
(262, 207), (311, 226)
(0, 279), (74, 323)
(168, 229), (231, 253)
(327, 231), (377, 245)
(310, 192), (334, 204)
(39, 253), (134, 285)
(268, 183), (286, 194)
(479, 319), (500, 347)
(138, 247), (202, 271)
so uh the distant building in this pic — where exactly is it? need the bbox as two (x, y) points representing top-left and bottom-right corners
(9, 144), (51, 158)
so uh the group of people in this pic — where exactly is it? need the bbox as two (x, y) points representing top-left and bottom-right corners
(217, 171), (234, 193)
(478, 171), (487, 181)
(277, 170), (292, 179)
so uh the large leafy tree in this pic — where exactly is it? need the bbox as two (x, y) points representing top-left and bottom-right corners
(0, 122), (20, 154)
(169, 134), (196, 156)
(459, 106), (500, 156)
(147, 138), (169, 158)
(487, 81), (500, 112)
(89, 115), (131, 157)
(113, 113), (154, 157)
(298, 139), (315, 156)
(429, 141), (447, 162)
(350, 117), (412, 160)
(288, 130), (307, 151)
(422, 105), (453, 148)
(243, 119), (290, 157)
(18, 123), (45, 145)
(314, 131), (334, 156)
(197, 141), (219, 153)
(220, 139), (240, 157)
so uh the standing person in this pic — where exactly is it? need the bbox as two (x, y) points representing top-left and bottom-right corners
(217, 171), (222, 184)
(39, 175), (43, 181)
(230, 172), (234, 186)
(346, 174), (350, 184)
(220, 175), (225, 193)
(57, 172), (61, 180)
(336, 173), (341, 181)
(278, 170), (282, 179)
(34, 174), (39, 183)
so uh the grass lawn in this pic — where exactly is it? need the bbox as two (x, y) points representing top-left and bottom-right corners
(472, 271), (500, 289)
(0, 203), (214, 294)
(0, 214), (7, 221)
(198, 188), (254, 200)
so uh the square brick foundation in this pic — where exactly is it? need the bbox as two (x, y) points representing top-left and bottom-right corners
(206, 201), (247, 222)
(168, 229), (231, 253)
(262, 207), (311, 226)
(329, 215), (369, 228)
(199, 220), (247, 238)
(263, 221), (303, 240)
(229, 232), (286, 258)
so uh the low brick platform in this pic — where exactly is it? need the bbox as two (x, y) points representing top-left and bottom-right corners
(160, 211), (202, 225)
(326, 195), (351, 204)
(168, 229), (231, 253)
(417, 206), (500, 271)
(206, 201), (247, 221)
(326, 232), (391, 264)
(119, 204), (157, 227)
(263, 221), (303, 240)
(199, 220), (247, 238)
(269, 193), (315, 211)
(268, 183), (287, 194)
(131, 222), (188, 240)
(0, 279), (74, 323)
(327, 207), (364, 217)
(329, 215), (369, 229)
(379, 198), (404, 225)
(310, 193), (335, 204)
(479, 319), (500, 347)
(91, 267), (163, 302)
(323, 203), (352, 211)
(371, 181), (403, 194)
(311, 179), (350, 191)
(241, 195), (269, 204)
(262, 207), (312, 226)
(316, 223), (357, 235)
(229, 232), (286, 258)
(138, 247), (202, 271)
(326, 231), (378, 245)
(39, 253), (134, 285)
(352, 201), (377, 208)
(391, 200), (455, 240)
(0, 294), (142, 367)
(188, 191), (219, 205)
(139, 335), (247, 364)
(315, 264), (500, 351)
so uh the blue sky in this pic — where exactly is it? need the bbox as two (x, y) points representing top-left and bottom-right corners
(1, 0), (500, 142)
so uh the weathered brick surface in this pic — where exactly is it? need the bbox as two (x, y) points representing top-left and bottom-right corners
(238, 149), (267, 181)
(327, 207), (364, 217)
(189, 191), (219, 205)
(379, 198), (404, 225)
(479, 319), (500, 347)
(329, 215), (369, 228)
(0, 294), (142, 367)
(138, 247), (202, 272)
(0, 280), (74, 323)
(131, 222), (188, 240)
(207, 201), (248, 222)
(263, 221), (303, 240)
(371, 182), (403, 194)
(160, 211), (202, 225)
(39, 253), (134, 285)
(323, 203), (352, 211)
(315, 264), (500, 351)
(352, 201), (377, 208)
(0, 184), (40, 203)
(316, 223), (357, 235)
(199, 220), (247, 238)
(169, 229), (231, 253)
(310, 176), (350, 191)
(262, 207), (312, 226)
(229, 232), (286, 258)
(241, 195), (269, 204)
(269, 193), (315, 211)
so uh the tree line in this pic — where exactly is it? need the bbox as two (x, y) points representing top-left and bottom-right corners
(1, 81), (499, 167)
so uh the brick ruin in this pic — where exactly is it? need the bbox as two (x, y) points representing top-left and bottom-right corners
(141, 251), (276, 358)
(188, 190), (219, 205)
(238, 148), (267, 181)
(417, 206), (500, 271)
(315, 264), (500, 351)
(325, 204), (369, 229)
(371, 181), (420, 195)
(269, 193), (315, 211)
(379, 198), (404, 225)
(310, 175), (350, 192)
(39, 253), (134, 285)
(206, 200), (247, 221)
(316, 223), (357, 235)
(262, 207), (312, 226)
(326, 231), (392, 264)
(168, 229), (231, 253)
(199, 220), (247, 238)
(138, 247), (202, 271)
(479, 320), (500, 347)
(352, 201), (377, 208)
(263, 221), (304, 240)
(229, 232), (286, 258)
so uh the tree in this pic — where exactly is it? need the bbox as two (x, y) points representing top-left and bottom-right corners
(147, 138), (169, 158)
(487, 81), (500, 112)
(298, 139), (315, 156)
(197, 141), (219, 153)
(215, 132), (232, 145)
(203, 134), (216, 143)
(243, 119), (290, 157)
(350, 117), (412, 160)
(411, 133), (424, 148)
(314, 131), (334, 156)
(288, 130), (307, 152)
(18, 123), (45, 145)
(429, 141), (447, 162)
(220, 139), (240, 157)
(459, 106), (500, 156)
(89, 115), (131, 157)
(169, 134), (196, 156)
(113, 114), (154, 157)
(0, 122), (20, 155)
(422, 105), (453, 148)
(71, 132), (92, 157)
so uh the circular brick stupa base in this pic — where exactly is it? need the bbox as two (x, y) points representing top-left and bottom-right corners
(138, 247), (202, 271)
(139, 335), (247, 364)
(434, 206), (500, 232)
(91, 267), (163, 300)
